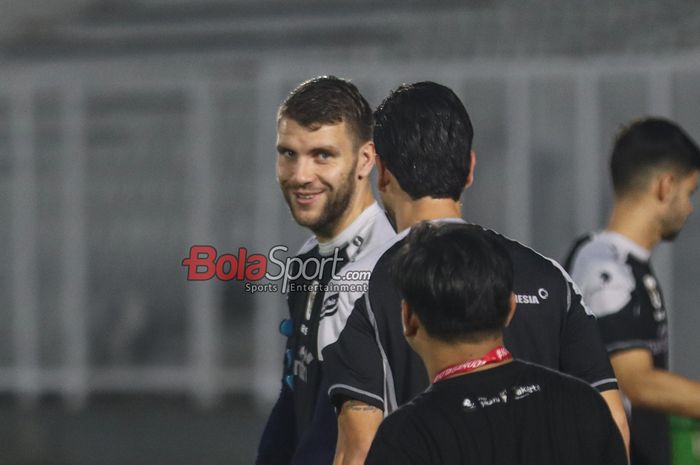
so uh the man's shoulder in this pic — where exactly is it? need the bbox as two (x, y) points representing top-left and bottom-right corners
(572, 233), (625, 266)
(482, 227), (567, 274)
(368, 235), (409, 279)
(317, 211), (398, 359)
(567, 233), (636, 314)
(517, 360), (607, 400)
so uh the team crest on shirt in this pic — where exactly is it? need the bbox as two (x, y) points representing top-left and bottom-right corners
(642, 274), (666, 321)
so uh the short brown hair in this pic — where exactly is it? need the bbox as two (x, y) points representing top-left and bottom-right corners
(278, 75), (373, 145)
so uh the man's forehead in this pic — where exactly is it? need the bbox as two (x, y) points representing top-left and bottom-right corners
(278, 116), (346, 132)
(277, 118), (356, 147)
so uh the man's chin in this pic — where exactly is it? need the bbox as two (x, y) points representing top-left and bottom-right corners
(661, 225), (684, 242)
(661, 231), (681, 242)
(291, 211), (322, 229)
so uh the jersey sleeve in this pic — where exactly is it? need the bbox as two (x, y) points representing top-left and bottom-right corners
(559, 275), (619, 392)
(321, 293), (387, 411)
(572, 258), (648, 353)
(570, 381), (628, 465)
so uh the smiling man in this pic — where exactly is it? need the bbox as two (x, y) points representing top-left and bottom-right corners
(256, 76), (395, 465)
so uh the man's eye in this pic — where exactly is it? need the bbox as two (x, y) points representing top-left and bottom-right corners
(317, 152), (331, 160)
(280, 150), (295, 158)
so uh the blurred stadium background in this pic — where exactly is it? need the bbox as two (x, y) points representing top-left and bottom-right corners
(2, 1), (700, 463)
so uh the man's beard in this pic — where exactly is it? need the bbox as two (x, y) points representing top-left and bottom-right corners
(283, 168), (357, 239)
(661, 227), (682, 242)
(660, 208), (687, 242)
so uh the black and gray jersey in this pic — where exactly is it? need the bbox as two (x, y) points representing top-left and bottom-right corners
(320, 219), (618, 416)
(565, 230), (669, 465)
(277, 202), (395, 446)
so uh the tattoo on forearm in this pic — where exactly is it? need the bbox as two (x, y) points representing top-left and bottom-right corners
(344, 400), (381, 413)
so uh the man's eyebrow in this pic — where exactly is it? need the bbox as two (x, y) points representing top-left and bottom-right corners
(310, 145), (340, 155)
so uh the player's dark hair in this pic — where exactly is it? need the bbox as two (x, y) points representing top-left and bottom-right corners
(611, 117), (700, 196)
(393, 222), (513, 343)
(373, 81), (474, 201)
(278, 75), (373, 146)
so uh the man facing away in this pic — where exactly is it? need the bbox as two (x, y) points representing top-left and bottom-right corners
(565, 117), (700, 465)
(364, 222), (627, 465)
(256, 76), (395, 465)
(317, 81), (629, 465)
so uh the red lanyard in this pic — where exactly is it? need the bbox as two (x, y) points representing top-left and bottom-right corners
(432, 346), (512, 384)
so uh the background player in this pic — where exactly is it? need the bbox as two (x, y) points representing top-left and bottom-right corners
(565, 117), (700, 465)
(255, 76), (395, 465)
(364, 222), (627, 465)
(319, 81), (629, 465)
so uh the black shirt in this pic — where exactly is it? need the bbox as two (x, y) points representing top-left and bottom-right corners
(365, 360), (627, 465)
(320, 220), (617, 414)
(566, 231), (669, 465)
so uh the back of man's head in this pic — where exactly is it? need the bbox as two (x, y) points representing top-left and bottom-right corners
(374, 82), (474, 201)
(611, 117), (700, 198)
(393, 223), (513, 343)
(278, 75), (373, 148)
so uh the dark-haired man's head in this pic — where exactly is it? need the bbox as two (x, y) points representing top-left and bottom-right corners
(393, 222), (514, 347)
(611, 117), (700, 241)
(276, 76), (376, 241)
(373, 82), (475, 220)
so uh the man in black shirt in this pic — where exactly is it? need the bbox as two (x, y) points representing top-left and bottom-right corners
(565, 118), (700, 465)
(255, 76), (395, 465)
(319, 82), (629, 464)
(365, 222), (627, 465)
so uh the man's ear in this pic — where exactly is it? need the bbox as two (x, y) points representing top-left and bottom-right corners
(401, 300), (419, 338)
(656, 172), (675, 204)
(356, 140), (376, 180)
(465, 150), (477, 189)
(377, 156), (390, 193)
(505, 293), (517, 326)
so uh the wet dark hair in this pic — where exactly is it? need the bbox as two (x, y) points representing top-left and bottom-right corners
(393, 222), (513, 343)
(374, 81), (474, 201)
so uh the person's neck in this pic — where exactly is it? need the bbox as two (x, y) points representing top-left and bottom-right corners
(606, 198), (659, 251)
(394, 197), (462, 232)
(422, 335), (508, 382)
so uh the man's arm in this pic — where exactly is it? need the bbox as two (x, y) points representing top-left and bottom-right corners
(332, 400), (383, 465)
(611, 348), (700, 417)
(322, 290), (388, 465)
(590, 389), (629, 465)
(599, 389), (631, 460)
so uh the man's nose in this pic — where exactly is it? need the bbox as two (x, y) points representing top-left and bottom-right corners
(290, 156), (315, 184)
